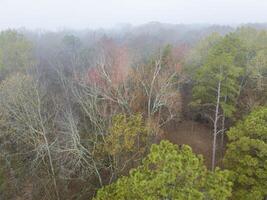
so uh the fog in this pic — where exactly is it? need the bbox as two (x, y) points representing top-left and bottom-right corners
(0, 0), (267, 30)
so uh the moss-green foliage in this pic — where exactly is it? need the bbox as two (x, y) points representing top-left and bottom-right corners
(0, 166), (4, 192)
(95, 140), (232, 200)
(192, 34), (245, 118)
(233, 27), (267, 111)
(102, 114), (151, 178)
(105, 114), (149, 156)
(224, 107), (267, 200)
(184, 32), (222, 78)
(0, 30), (33, 80)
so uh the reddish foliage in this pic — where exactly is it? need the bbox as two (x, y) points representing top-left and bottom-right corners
(172, 44), (189, 73)
(85, 37), (130, 88)
(86, 67), (105, 86)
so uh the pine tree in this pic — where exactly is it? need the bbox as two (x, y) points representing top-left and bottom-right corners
(94, 140), (232, 200)
(192, 34), (244, 170)
(224, 107), (267, 200)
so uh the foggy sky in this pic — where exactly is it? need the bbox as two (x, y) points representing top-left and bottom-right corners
(1, 0), (267, 30)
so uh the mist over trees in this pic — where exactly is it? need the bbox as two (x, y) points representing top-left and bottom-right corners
(0, 23), (267, 199)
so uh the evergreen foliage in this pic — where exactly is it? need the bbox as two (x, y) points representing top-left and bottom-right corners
(224, 107), (267, 200)
(95, 140), (232, 200)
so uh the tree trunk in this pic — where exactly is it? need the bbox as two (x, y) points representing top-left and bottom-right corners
(36, 86), (60, 200)
(43, 133), (60, 200)
(221, 96), (226, 146)
(212, 80), (221, 171)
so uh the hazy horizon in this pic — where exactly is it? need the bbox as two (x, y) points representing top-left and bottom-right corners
(1, 0), (267, 31)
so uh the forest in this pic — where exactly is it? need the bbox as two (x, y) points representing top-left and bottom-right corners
(0, 23), (266, 200)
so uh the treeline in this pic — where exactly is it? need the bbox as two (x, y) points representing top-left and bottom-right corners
(0, 25), (266, 200)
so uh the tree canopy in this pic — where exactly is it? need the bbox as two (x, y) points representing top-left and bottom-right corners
(94, 140), (232, 200)
(0, 30), (33, 80)
(224, 107), (267, 200)
(192, 34), (245, 118)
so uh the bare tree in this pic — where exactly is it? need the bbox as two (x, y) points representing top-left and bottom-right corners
(0, 73), (60, 199)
